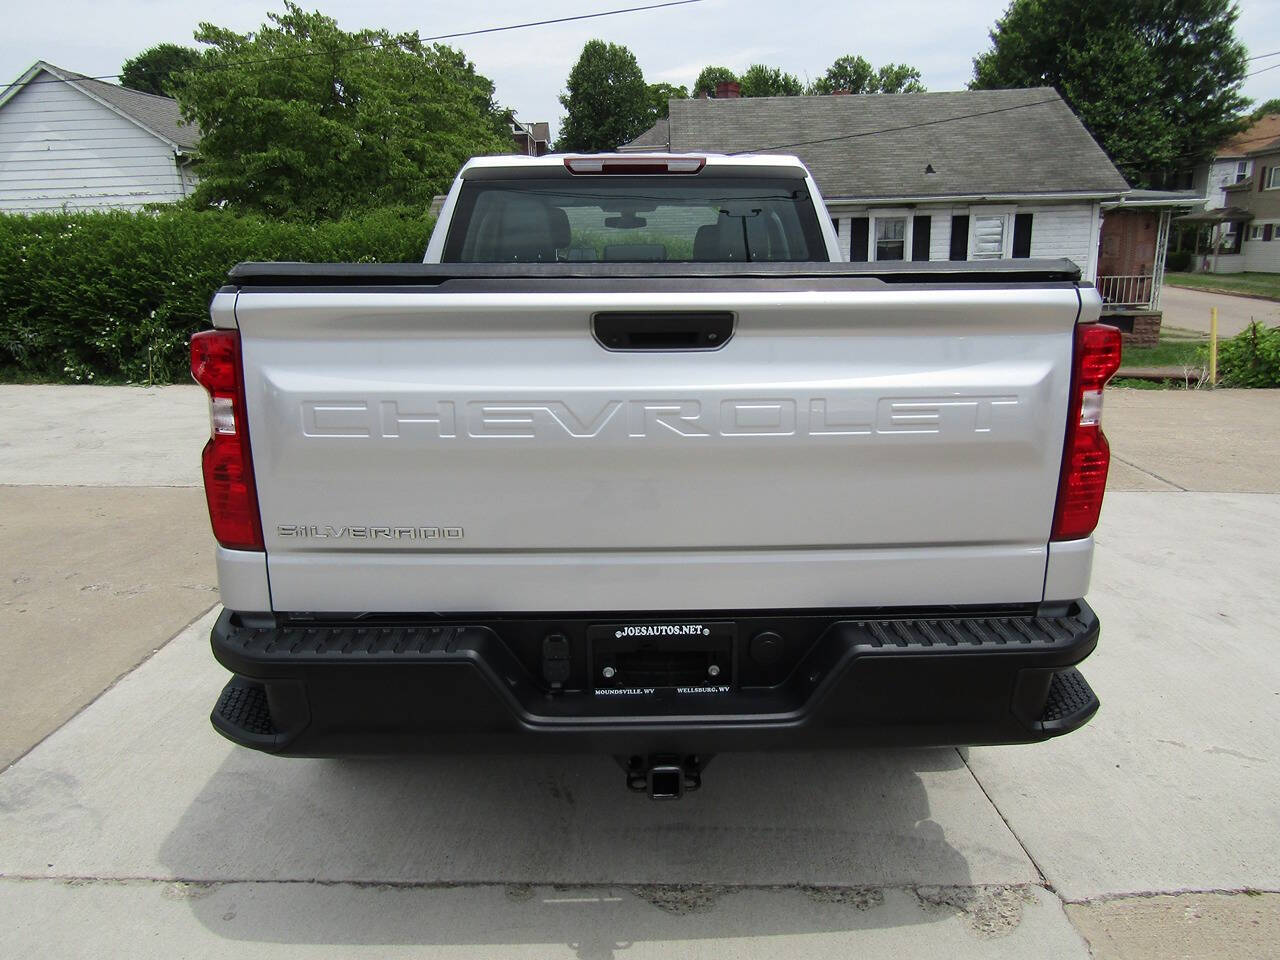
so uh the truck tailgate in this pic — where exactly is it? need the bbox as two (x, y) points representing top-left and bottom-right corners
(228, 268), (1087, 613)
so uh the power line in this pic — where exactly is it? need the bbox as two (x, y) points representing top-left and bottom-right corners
(1246, 50), (1280, 61)
(1246, 62), (1280, 79)
(2, 0), (705, 92)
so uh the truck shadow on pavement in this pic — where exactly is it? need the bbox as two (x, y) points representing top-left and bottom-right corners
(157, 747), (989, 951)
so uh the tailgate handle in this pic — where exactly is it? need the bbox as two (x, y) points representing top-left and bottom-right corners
(593, 311), (734, 351)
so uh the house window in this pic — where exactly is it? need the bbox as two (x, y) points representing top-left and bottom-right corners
(1236, 161), (1249, 183)
(874, 216), (907, 261)
(911, 215), (931, 261)
(1267, 167), (1280, 190)
(848, 217), (870, 261)
(971, 215), (1008, 259)
(949, 215), (969, 260)
(1251, 225), (1262, 240)
(1012, 213), (1034, 258)
(1220, 223), (1241, 255)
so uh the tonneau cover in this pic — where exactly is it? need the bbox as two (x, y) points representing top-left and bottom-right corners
(226, 258), (1083, 288)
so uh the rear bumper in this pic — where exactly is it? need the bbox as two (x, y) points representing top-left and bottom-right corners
(209, 602), (1100, 756)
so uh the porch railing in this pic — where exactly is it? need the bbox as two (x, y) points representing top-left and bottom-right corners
(1096, 274), (1156, 311)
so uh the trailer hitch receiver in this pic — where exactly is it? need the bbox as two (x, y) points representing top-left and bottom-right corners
(622, 754), (706, 799)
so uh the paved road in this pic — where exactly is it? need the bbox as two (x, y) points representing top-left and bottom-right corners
(1, 384), (1278, 959)
(1160, 284), (1280, 337)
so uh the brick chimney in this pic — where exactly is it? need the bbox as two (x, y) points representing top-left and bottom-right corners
(714, 80), (741, 99)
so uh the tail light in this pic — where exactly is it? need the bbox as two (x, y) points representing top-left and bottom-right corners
(564, 156), (705, 175)
(1051, 323), (1122, 541)
(191, 329), (263, 551)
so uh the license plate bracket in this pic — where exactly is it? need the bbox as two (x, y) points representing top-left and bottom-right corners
(589, 621), (735, 695)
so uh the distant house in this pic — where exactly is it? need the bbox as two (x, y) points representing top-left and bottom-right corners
(511, 119), (550, 157)
(1236, 140), (1280, 273)
(622, 87), (1130, 282)
(1192, 114), (1280, 212)
(1179, 114), (1280, 274)
(0, 61), (199, 213)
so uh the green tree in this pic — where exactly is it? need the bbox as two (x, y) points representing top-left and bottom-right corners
(809, 55), (925, 94)
(557, 40), (650, 152)
(692, 65), (737, 97)
(872, 63), (926, 94)
(971, 0), (1249, 186)
(1251, 97), (1280, 120)
(120, 43), (202, 97)
(738, 64), (803, 98)
(646, 82), (687, 121)
(176, 4), (508, 219)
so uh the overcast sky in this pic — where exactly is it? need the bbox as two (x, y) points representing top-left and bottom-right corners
(5, 0), (1279, 143)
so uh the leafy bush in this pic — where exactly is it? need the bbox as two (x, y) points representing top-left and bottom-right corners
(0, 208), (434, 383)
(1165, 249), (1192, 272)
(1216, 322), (1280, 387)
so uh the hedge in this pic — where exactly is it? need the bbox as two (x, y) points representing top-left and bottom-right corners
(1217, 321), (1280, 388)
(0, 208), (435, 384)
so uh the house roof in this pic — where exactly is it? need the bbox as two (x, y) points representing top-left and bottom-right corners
(624, 87), (1129, 202)
(622, 117), (670, 149)
(0, 60), (199, 151)
(1216, 114), (1280, 158)
(1174, 206), (1254, 224)
(1102, 188), (1204, 210)
(1245, 134), (1280, 158)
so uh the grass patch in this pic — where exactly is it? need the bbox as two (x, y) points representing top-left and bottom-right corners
(1164, 271), (1280, 301)
(1120, 338), (1205, 368)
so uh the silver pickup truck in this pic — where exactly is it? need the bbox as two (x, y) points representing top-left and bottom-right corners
(193, 153), (1120, 797)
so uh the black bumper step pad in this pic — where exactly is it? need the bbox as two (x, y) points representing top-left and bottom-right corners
(1039, 666), (1099, 733)
(211, 677), (291, 749)
(214, 679), (275, 735)
(849, 612), (1090, 650)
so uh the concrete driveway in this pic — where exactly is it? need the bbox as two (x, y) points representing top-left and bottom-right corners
(2, 384), (1279, 959)
(1160, 284), (1280, 337)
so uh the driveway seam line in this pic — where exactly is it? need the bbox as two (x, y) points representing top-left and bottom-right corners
(1110, 455), (1187, 491)
(0, 602), (219, 775)
(955, 748), (1050, 889)
(11, 874), (1274, 901)
(0, 874), (1058, 894)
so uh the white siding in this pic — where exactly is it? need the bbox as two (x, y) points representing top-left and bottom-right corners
(928, 207), (955, 261)
(0, 72), (187, 212)
(1199, 253), (1245, 274)
(1243, 222), (1280, 273)
(826, 200), (1100, 278)
(1206, 158), (1251, 210)
(1021, 203), (1098, 279)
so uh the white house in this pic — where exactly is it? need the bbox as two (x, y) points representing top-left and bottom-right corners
(0, 61), (199, 212)
(623, 87), (1132, 283)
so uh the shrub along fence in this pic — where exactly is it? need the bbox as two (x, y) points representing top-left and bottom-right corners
(0, 208), (435, 384)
